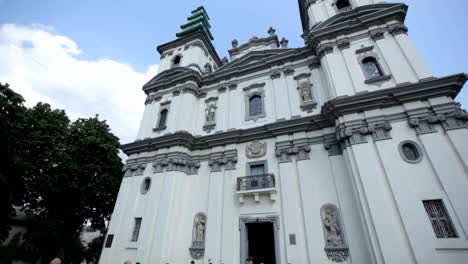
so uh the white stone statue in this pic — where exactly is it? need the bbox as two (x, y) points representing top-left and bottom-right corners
(194, 214), (206, 241)
(205, 104), (216, 123)
(323, 208), (342, 246)
(299, 81), (313, 102)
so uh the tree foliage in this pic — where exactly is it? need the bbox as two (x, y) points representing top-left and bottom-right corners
(0, 83), (123, 262)
(0, 83), (27, 242)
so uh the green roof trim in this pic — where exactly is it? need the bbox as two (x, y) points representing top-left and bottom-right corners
(176, 6), (214, 41)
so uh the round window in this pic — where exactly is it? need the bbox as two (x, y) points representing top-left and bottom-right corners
(399, 141), (422, 163)
(141, 177), (151, 194)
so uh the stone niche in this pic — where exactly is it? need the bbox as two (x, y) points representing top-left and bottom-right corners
(321, 204), (350, 262)
(189, 212), (206, 260)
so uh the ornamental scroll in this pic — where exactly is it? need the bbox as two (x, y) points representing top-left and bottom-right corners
(189, 213), (206, 260)
(321, 204), (349, 262)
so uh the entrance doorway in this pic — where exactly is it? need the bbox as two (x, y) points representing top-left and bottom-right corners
(246, 222), (276, 264)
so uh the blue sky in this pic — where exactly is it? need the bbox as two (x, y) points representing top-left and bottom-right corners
(0, 0), (467, 144)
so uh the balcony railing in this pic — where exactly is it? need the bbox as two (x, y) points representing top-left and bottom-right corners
(237, 174), (275, 192)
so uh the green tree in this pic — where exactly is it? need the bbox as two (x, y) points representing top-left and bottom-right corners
(0, 83), (27, 243)
(0, 84), (123, 262)
(22, 107), (123, 262)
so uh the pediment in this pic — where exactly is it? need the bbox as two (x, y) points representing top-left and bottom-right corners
(219, 49), (292, 71)
(310, 3), (407, 37)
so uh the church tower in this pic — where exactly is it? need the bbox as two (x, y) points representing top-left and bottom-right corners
(101, 2), (468, 264)
(156, 6), (221, 74)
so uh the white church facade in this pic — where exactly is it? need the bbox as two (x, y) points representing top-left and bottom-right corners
(100, 1), (468, 263)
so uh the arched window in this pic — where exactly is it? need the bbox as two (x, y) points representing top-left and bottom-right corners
(141, 177), (151, 194)
(158, 109), (168, 128)
(336, 0), (351, 10)
(362, 57), (383, 80)
(173, 55), (181, 66)
(249, 95), (263, 117)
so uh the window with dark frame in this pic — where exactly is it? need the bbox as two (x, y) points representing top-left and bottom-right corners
(249, 95), (263, 117)
(250, 164), (266, 176)
(131, 217), (142, 242)
(173, 55), (181, 66)
(336, 0), (351, 10)
(362, 57), (383, 79)
(402, 143), (419, 161)
(158, 109), (168, 128)
(423, 200), (457, 239)
(105, 234), (114, 248)
(141, 177), (151, 194)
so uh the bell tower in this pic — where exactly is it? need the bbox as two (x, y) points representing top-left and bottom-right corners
(156, 6), (221, 74)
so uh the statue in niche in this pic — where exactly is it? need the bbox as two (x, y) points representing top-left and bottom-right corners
(189, 213), (206, 259)
(299, 80), (313, 102)
(205, 104), (216, 123)
(323, 207), (342, 246)
(193, 214), (206, 242)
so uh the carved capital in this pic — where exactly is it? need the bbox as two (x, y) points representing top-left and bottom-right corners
(336, 120), (392, 146)
(275, 140), (311, 162)
(389, 24), (408, 36)
(208, 150), (238, 172)
(409, 108), (468, 133)
(337, 38), (350, 50)
(370, 28), (386, 41)
(317, 43), (334, 58)
(324, 141), (342, 156)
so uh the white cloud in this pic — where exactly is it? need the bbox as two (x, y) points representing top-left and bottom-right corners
(0, 24), (158, 153)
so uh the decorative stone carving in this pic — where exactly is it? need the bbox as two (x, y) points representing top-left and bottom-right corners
(324, 141), (342, 156)
(283, 67), (295, 76)
(189, 213), (206, 260)
(336, 120), (393, 146)
(336, 38), (350, 50)
(370, 28), (386, 41)
(232, 39), (238, 49)
(267, 27), (276, 36)
(221, 57), (229, 65)
(129, 151), (237, 176)
(246, 140), (267, 159)
(208, 150), (238, 172)
(389, 24), (408, 36)
(151, 154), (201, 175)
(408, 108), (468, 134)
(280, 37), (289, 48)
(321, 204), (349, 263)
(144, 93), (162, 105)
(317, 43), (334, 58)
(275, 139), (311, 162)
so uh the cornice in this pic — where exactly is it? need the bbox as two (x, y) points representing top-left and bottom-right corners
(322, 74), (468, 121)
(121, 115), (332, 155)
(125, 74), (467, 155)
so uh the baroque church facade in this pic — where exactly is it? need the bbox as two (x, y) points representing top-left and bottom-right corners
(100, 1), (468, 263)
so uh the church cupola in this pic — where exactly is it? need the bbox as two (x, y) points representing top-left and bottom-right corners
(156, 6), (221, 74)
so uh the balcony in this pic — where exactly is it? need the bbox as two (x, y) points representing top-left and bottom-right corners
(236, 174), (277, 203)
